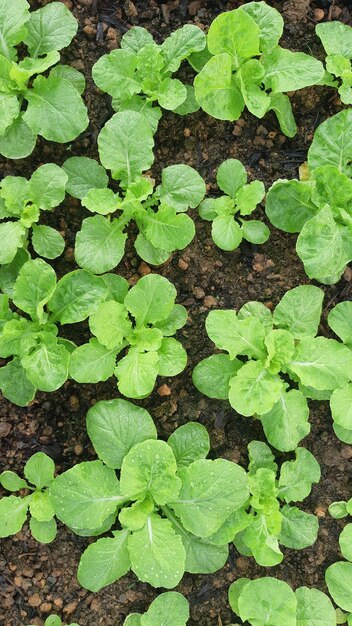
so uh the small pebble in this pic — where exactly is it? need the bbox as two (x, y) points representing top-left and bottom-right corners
(313, 8), (325, 20)
(28, 594), (41, 608)
(178, 259), (189, 271)
(157, 384), (171, 396)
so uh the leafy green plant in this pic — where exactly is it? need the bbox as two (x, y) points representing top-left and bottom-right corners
(48, 399), (249, 591)
(92, 25), (206, 132)
(0, 452), (58, 543)
(63, 111), (205, 270)
(0, 258), (111, 405)
(0, 0), (88, 158)
(123, 592), (189, 626)
(316, 21), (352, 105)
(229, 577), (336, 626)
(232, 440), (320, 566)
(266, 110), (352, 284)
(0, 164), (67, 266)
(69, 273), (187, 398)
(193, 2), (324, 137)
(193, 285), (352, 451)
(326, 502), (352, 623)
(328, 301), (352, 443)
(198, 159), (268, 251)
(27, 616), (79, 626)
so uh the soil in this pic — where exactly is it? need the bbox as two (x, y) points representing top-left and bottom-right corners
(1, 0), (352, 624)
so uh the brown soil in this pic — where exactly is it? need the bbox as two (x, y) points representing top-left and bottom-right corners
(1, 1), (352, 625)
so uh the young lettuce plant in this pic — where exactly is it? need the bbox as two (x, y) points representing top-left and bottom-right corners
(198, 158), (268, 251)
(69, 273), (188, 399)
(325, 503), (352, 624)
(193, 2), (324, 137)
(229, 577), (336, 626)
(0, 452), (58, 544)
(63, 111), (205, 270)
(266, 111), (352, 284)
(193, 285), (352, 451)
(0, 164), (67, 266)
(0, 258), (112, 405)
(0, 0), (88, 158)
(231, 441), (320, 566)
(28, 619), (79, 626)
(316, 21), (352, 105)
(92, 25), (206, 132)
(48, 399), (249, 591)
(328, 301), (352, 443)
(123, 592), (189, 626)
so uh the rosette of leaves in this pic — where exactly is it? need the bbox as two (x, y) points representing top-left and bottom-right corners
(0, 0), (88, 158)
(123, 592), (189, 626)
(266, 114), (352, 284)
(69, 273), (188, 399)
(0, 258), (112, 405)
(325, 503), (352, 623)
(231, 441), (320, 567)
(28, 619), (79, 626)
(0, 164), (67, 267)
(229, 577), (336, 626)
(198, 158), (268, 251)
(0, 452), (58, 544)
(193, 1), (324, 137)
(63, 111), (205, 271)
(193, 285), (352, 451)
(48, 399), (249, 591)
(328, 301), (352, 443)
(316, 21), (352, 105)
(92, 25), (206, 132)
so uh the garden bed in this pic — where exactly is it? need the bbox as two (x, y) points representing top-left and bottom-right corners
(1, 0), (352, 624)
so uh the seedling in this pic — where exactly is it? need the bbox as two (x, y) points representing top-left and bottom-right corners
(0, 0), (88, 158)
(198, 158), (268, 251)
(193, 285), (352, 450)
(316, 21), (352, 105)
(27, 617), (79, 626)
(123, 592), (189, 626)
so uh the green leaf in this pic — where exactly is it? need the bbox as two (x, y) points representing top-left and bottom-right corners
(339, 523), (352, 561)
(240, 2), (283, 53)
(238, 301), (273, 332)
(24, 452), (54, 488)
(161, 24), (206, 72)
(45, 616), (62, 626)
(269, 92), (297, 138)
(113, 95), (162, 134)
(173, 85), (200, 116)
(119, 497), (154, 532)
(29, 517), (57, 544)
(13, 259), (56, 322)
(194, 53), (245, 121)
(0, 358), (36, 406)
(121, 26), (154, 53)
(124, 615), (142, 626)
(308, 109), (352, 175)
(330, 385), (352, 430)
(0, 115), (37, 159)
(229, 360), (283, 416)
(158, 164), (205, 211)
(0, 221), (26, 264)
(158, 337), (187, 376)
(23, 75), (88, 143)
(329, 501), (348, 519)
(92, 49), (140, 99)
(142, 592), (189, 626)
(263, 48), (324, 92)
(289, 336), (352, 391)
(78, 531), (131, 592)
(242, 220), (270, 244)
(192, 354), (242, 400)
(32, 225), (65, 260)
(241, 515), (283, 566)
(154, 304), (187, 336)
(128, 513), (185, 588)
(29, 490), (55, 522)
(261, 389), (310, 452)
(316, 21), (352, 57)
(326, 562), (352, 612)
(265, 180), (317, 233)
(212, 215), (243, 251)
(207, 9), (260, 63)
(0, 495), (30, 537)
(24, 2), (77, 55)
(75, 216), (126, 274)
(205, 310), (267, 359)
(115, 348), (159, 398)
(157, 78), (187, 111)
(134, 232), (170, 265)
(168, 423), (210, 468)
(279, 505), (319, 549)
(328, 302), (352, 346)
(174, 519), (228, 573)
(296, 586), (336, 626)
(216, 159), (247, 198)
(0, 471), (27, 492)
(89, 301), (131, 349)
(0, 0), (29, 57)
(50, 64), (85, 94)
(278, 447), (321, 503)
(311, 165), (352, 209)
(63, 157), (108, 200)
(273, 285), (324, 339)
(248, 440), (277, 475)
(237, 59), (270, 118)
(98, 111), (154, 186)
(237, 180), (265, 216)
(29, 163), (67, 210)
(228, 578), (251, 617)
(120, 440), (181, 504)
(1, 175), (29, 216)
(334, 422), (352, 445)
(0, 93), (20, 136)
(101, 274), (129, 304)
(82, 188), (118, 215)
(50, 460), (121, 530)
(170, 458), (249, 538)
(21, 335), (70, 392)
(48, 270), (107, 324)
(145, 207), (195, 253)
(125, 274), (176, 326)
(69, 338), (117, 383)
(0, 249), (30, 297)
(237, 577), (297, 626)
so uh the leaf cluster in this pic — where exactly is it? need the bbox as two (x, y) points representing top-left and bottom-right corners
(317, 21), (352, 105)
(193, 285), (352, 451)
(328, 301), (352, 443)
(193, 1), (324, 136)
(0, 0), (88, 158)
(326, 500), (352, 623)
